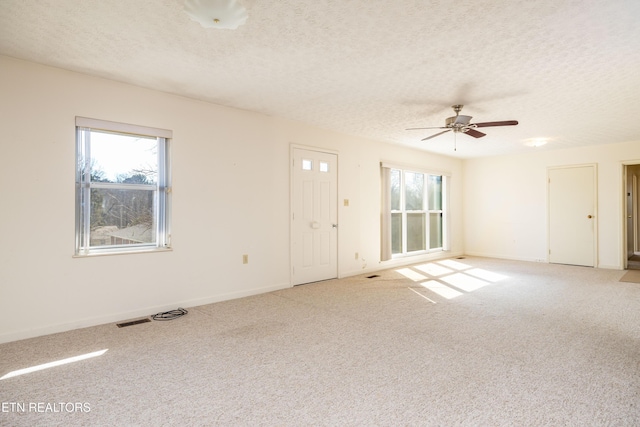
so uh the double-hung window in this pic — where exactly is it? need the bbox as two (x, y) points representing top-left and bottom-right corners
(75, 117), (171, 256)
(381, 164), (448, 260)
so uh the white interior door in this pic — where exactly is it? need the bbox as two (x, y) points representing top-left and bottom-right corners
(291, 148), (338, 285)
(548, 165), (596, 267)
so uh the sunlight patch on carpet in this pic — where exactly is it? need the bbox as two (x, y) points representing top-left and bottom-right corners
(408, 287), (438, 303)
(419, 280), (464, 299)
(1, 349), (108, 380)
(465, 268), (508, 282)
(441, 272), (489, 292)
(436, 259), (472, 271)
(396, 268), (428, 282)
(400, 259), (510, 301)
(414, 263), (453, 277)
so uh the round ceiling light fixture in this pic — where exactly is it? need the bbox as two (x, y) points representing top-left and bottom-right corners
(524, 138), (550, 147)
(184, 0), (248, 29)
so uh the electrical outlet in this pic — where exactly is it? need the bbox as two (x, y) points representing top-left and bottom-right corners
(355, 252), (359, 260)
(344, 199), (349, 207)
(242, 254), (249, 264)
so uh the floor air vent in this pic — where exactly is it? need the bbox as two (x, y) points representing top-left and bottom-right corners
(116, 318), (151, 328)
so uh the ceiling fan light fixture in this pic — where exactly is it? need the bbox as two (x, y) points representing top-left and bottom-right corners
(184, 0), (248, 29)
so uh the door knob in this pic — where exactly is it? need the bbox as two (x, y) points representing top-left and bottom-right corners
(587, 215), (593, 219)
(332, 224), (338, 228)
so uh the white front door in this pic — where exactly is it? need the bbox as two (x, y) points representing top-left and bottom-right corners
(291, 148), (338, 285)
(548, 165), (597, 267)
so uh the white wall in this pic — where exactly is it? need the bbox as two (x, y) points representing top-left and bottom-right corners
(463, 142), (640, 269)
(0, 56), (463, 343)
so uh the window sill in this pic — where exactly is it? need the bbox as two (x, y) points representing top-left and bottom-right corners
(73, 247), (172, 258)
(391, 248), (445, 259)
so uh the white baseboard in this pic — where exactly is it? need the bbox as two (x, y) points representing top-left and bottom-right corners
(463, 251), (545, 264)
(0, 282), (291, 344)
(597, 264), (624, 270)
(339, 251), (465, 279)
(465, 251), (626, 271)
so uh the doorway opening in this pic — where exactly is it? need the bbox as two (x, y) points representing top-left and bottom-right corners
(624, 163), (640, 270)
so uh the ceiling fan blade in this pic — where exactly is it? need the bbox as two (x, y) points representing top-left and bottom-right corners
(406, 126), (447, 130)
(474, 120), (518, 128)
(421, 130), (451, 141)
(464, 128), (486, 138)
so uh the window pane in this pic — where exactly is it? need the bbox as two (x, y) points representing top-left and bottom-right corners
(429, 212), (443, 249)
(302, 159), (312, 170)
(76, 120), (170, 256)
(90, 188), (156, 247)
(405, 172), (424, 210)
(390, 169), (401, 210)
(90, 131), (158, 184)
(428, 175), (442, 210)
(407, 213), (426, 252)
(319, 162), (329, 172)
(383, 167), (447, 259)
(391, 212), (402, 254)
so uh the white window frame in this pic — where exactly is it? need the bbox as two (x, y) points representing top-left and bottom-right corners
(381, 163), (449, 260)
(75, 117), (172, 256)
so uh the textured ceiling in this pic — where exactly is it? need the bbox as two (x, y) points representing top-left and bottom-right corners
(1, 0), (639, 158)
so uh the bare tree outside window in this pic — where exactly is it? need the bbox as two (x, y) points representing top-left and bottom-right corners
(75, 119), (170, 255)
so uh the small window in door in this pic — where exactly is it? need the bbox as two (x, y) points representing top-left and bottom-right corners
(319, 162), (329, 173)
(302, 159), (313, 170)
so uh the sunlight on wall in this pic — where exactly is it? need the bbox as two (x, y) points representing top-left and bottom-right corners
(0, 349), (108, 380)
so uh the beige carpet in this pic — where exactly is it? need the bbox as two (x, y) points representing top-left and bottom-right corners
(1, 257), (639, 426)
(620, 269), (640, 283)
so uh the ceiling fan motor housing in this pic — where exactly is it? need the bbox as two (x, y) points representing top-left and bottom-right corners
(446, 114), (472, 127)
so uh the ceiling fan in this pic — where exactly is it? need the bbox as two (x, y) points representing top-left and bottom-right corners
(407, 104), (518, 142)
